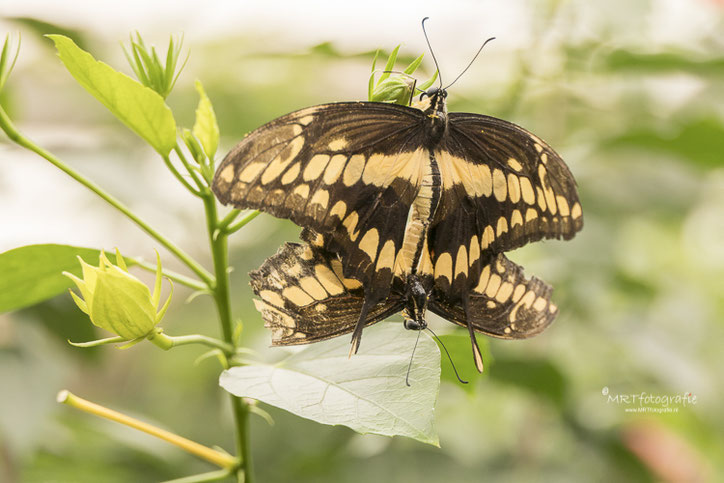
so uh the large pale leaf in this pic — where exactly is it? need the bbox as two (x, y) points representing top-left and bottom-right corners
(220, 323), (440, 445)
(47, 35), (176, 156)
(0, 244), (134, 313)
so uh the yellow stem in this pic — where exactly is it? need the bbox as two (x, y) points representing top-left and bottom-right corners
(57, 390), (238, 470)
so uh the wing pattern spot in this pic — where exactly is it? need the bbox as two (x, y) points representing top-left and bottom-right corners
(359, 228), (380, 261)
(303, 154), (330, 181)
(434, 252), (453, 282)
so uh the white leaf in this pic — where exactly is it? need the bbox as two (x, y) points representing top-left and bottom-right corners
(220, 323), (440, 445)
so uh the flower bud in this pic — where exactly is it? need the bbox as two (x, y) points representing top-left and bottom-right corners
(182, 128), (205, 165)
(122, 32), (186, 99)
(368, 46), (438, 106)
(64, 250), (172, 340)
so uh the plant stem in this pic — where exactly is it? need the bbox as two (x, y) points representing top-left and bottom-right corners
(217, 209), (242, 231)
(132, 259), (207, 291)
(162, 153), (201, 196)
(225, 210), (261, 234)
(148, 330), (235, 355)
(57, 390), (238, 469)
(174, 145), (207, 192)
(202, 193), (253, 483)
(0, 105), (214, 287)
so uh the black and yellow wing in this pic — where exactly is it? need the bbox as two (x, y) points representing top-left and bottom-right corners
(250, 241), (404, 345)
(213, 102), (429, 302)
(428, 114), (583, 303)
(429, 252), (557, 339)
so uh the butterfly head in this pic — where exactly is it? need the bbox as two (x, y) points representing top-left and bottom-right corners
(418, 87), (448, 147)
(419, 86), (447, 108)
(420, 86), (447, 100)
(403, 275), (429, 331)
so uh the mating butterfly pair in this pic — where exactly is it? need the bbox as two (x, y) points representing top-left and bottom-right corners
(212, 75), (582, 372)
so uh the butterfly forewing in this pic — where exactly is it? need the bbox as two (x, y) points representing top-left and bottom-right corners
(214, 102), (432, 300)
(213, 102), (423, 232)
(438, 113), (583, 251)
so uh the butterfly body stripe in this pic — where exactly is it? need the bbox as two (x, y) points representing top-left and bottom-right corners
(394, 151), (441, 279)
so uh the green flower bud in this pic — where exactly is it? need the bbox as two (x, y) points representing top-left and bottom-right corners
(368, 45), (438, 106)
(64, 250), (172, 340)
(182, 128), (205, 165)
(121, 32), (187, 99)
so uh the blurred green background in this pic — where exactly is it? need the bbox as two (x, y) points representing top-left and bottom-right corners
(2, 1), (723, 481)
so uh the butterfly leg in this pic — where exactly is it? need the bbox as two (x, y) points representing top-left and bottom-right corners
(463, 292), (485, 373)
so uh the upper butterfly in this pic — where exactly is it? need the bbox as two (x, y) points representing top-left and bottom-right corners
(212, 44), (583, 371)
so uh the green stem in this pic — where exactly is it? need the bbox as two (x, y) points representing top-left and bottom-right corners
(217, 209), (242, 231)
(203, 193), (253, 483)
(225, 210), (261, 234)
(132, 259), (207, 291)
(147, 330), (235, 355)
(58, 390), (238, 470)
(162, 154), (201, 196)
(0, 105), (214, 287)
(175, 145), (207, 192)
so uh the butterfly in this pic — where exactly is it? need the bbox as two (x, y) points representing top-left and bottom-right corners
(251, 229), (559, 366)
(212, 80), (582, 371)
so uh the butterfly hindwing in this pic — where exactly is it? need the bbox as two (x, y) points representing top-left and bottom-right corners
(429, 253), (558, 339)
(250, 242), (404, 345)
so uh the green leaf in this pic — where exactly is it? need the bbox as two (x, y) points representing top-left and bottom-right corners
(192, 80), (219, 160)
(46, 35), (176, 156)
(403, 53), (425, 75)
(220, 323), (440, 446)
(417, 70), (439, 92)
(0, 244), (135, 314)
(380, 45), (400, 83)
(0, 33), (21, 93)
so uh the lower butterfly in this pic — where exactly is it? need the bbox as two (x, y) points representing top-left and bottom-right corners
(250, 229), (559, 372)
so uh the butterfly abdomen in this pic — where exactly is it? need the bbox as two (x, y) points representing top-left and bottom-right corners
(394, 151), (441, 280)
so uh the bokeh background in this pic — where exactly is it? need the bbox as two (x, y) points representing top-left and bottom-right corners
(2, 1), (724, 481)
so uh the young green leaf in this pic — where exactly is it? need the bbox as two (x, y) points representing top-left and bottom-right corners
(192, 80), (219, 160)
(47, 35), (177, 156)
(0, 244), (135, 314)
(220, 323), (441, 446)
(0, 33), (21, 93)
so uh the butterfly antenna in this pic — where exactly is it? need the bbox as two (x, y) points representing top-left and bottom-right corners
(443, 36), (496, 91)
(405, 329), (423, 387)
(426, 327), (468, 384)
(421, 17), (443, 88)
